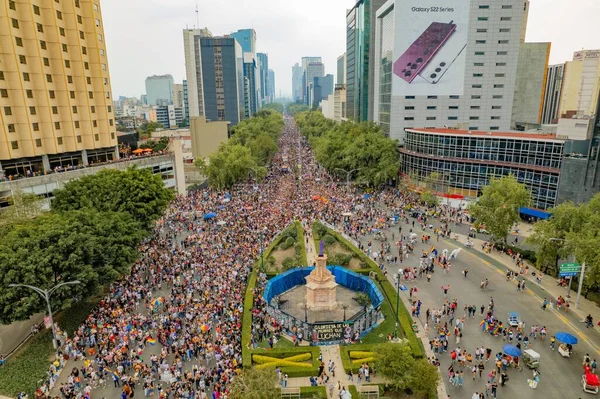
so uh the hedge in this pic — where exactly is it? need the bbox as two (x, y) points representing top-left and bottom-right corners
(348, 385), (360, 399)
(312, 221), (424, 358)
(249, 346), (321, 377)
(339, 343), (379, 374)
(300, 386), (327, 398)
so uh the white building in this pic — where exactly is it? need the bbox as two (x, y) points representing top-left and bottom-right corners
(374, 0), (533, 143)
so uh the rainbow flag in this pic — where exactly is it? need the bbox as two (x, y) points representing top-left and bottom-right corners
(146, 337), (157, 345)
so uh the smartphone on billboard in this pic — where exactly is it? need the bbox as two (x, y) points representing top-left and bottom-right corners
(419, 39), (467, 84)
(393, 21), (457, 84)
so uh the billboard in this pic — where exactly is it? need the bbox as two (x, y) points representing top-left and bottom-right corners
(392, 0), (471, 96)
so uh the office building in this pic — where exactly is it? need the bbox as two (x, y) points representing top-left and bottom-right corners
(183, 80), (189, 125)
(268, 69), (275, 102)
(292, 63), (303, 102)
(400, 128), (564, 210)
(321, 84), (348, 123)
(305, 62), (325, 106)
(301, 57), (322, 104)
(257, 53), (269, 105)
(183, 29), (244, 125)
(0, 0), (118, 178)
(373, 0), (394, 136)
(312, 74), (334, 108)
(376, 0), (534, 143)
(231, 29), (260, 115)
(337, 53), (347, 85)
(346, 0), (386, 122)
(560, 50), (600, 120)
(511, 43), (551, 130)
(541, 64), (565, 124)
(230, 29), (256, 55)
(145, 75), (174, 106)
(172, 83), (184, 108)
(156, 105), (184, 129)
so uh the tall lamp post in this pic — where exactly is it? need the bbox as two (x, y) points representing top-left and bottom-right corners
(259, 228), (266, 272)
(342, 305), (349, 322)
(549, 237), (586, 308)
(334, 168), (361, 191)
(394, 271), (402, 338)
(9, 280), (81, 354)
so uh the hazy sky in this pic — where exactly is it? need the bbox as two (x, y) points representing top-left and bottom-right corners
(101, 0), (600, 99)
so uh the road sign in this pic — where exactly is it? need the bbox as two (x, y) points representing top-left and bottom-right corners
(560, 263), (581, 273)
(559, 272), (579, 278)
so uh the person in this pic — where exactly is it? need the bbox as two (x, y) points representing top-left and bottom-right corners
(500, 371), (508, 387)
(527, 369), (540, 388)
(586, 314), (594, 328)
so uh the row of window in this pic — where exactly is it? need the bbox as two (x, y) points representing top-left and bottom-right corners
(6, 118), (114, 133)
(478, 4), (513, 9)
(477, 16), (513, 21)
(474, 51), (510, 56)
(475, 40), (510, 44)
(16, 52), (106, 68)
(9, 0), (86, 11)
(9, 132), (114, 150)
(403, 93), (505, 100)
(405, 105), (502, 110)
(1, 88), (109, 100)
(405, 134), (564, 154)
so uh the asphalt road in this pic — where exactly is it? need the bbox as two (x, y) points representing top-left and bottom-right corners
(349, 213), (595, 399)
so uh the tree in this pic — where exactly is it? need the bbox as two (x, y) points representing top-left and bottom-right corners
(408, 359), (439, 396)
(51, 167), (174, 230)
(0, 190), (45, 227)
(421, 190), (439, 207)
(287, 103), (310, 116)
(262, 102), (284, 114)
(375, 343), (415, 391)
(140, 136), (170, 152)
(200, 143), (266, 189)
(229, 367), (281, 399)
(137, 121), (163, 139)
(468, 175), (531, 244)
(0, 209), (144, 323)
(356, 293), (371, 311)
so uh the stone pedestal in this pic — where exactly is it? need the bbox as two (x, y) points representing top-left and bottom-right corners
(305, 253), (338, 311)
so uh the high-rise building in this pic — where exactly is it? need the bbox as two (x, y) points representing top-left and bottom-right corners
(145, 75), (174, 106)
(257, 53), (269, 105)
(337, 53), (347, 85)
(183, 29), (244, 125)
(346, 0), (386, 122)
(560, 50), (600, 120)
(172, 83), (184, 108)
(0, 0), (118, 177)
(313, 75), (334, 108)
(305, 62), (325, 106)
(377, 0), (533, 143)
(292, 63), (303, 102)
(231, 29), (259, 116)
(373, 0), (395, 136)
(301, 57), (322, 104)
(541, 64), (565, 124)
(511, 43), (551, 130)
(268, 69), (275, 102)
(230, 29), (256, 56)
(183, 80), (189, 125)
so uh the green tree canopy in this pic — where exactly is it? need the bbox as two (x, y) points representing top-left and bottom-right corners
(469, 174), (532, 243)
(229, 367), (280, 399)
(421, 190), (439, 207)
(51, 167), (174, 230)
(286, 103), (310, 116)
(262, 102), (284, 113)
(198, 143), (267, 189)
(0, 209), (144, 323)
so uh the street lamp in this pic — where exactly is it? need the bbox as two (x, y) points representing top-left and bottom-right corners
(549, 237), (586, 308)
(342, 304), (349, 322)
(302, 303), (309, 322)
(334, 168), (361, 191)
(9, 280), (81, 355)
(393, 271), (402, 338)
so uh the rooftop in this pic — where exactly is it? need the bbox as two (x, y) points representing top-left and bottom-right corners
(406, 128), (560, 141)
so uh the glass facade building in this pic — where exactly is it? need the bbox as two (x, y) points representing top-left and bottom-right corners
(375, 4), (394, 136)
(400, 129), (565, 210)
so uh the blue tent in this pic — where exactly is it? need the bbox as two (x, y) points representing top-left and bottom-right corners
(555, 332), (578, 345)
(203, 212), (217, 220)
(363, 194), (372, 200)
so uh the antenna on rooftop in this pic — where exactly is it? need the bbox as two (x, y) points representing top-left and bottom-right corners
(195, 1), (200, 29)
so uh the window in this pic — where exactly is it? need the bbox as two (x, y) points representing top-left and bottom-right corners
(59, 27), (65, 36)
(479, 5), (489, 9)
(9, 0), (15, 10)
(475, 51), (485, 56)
(470, 106), (480, 110)
(476, 40), (486, 44)
(94, 134), (99, 141)
(97, 34), (103, 41)
(501, 17), (512, 21)
(490, 126), (500, 130)
(80, 31), (85, 39)
(471, 95), (481, 99)
(91, 106), (95, 113)
(502, 5), (513, 9)
(405, 106), (414, 110)
(491, 116), (501, 120)
(93, 3), (99, 11)
(11, 141), (18, 150)
(8, 124), (15, 132)
(498, 40), (509, 44)
(495, 73), (505, 78)
(496, 62), (506, 66)
(405, 96), (415, 99)
(77, 15), (82, 24)
(93, 120), (98, 127)
(33, 5), (40, 15)
(19, 55), (26, 64)
(474, 62), (484, 67)
(57, 137), (63, 145)
(52, 106), (58, 114)
(70, 91), (75, 99)
(88, 91), (94, 99)
(404, 117), (414, 121)
(77, 135), (82, 143)
(43, 57), (49, 66)
(108, 105), (112, 112)
(450, 95), (460, 99)
(40, 40), (47, 49)
(469, 126), (479, 130)
(427, 106), (436, 110)
(37, 23), (43, 33)
(54, 122), (61, 130)
(111, 132), (115, 139)
(32, 123), (39, 131)
(494, 84), (504, 88)
(109, 119), (114, 126)
(57, 10), (62, 19)
(95, 19), (100, 27)
(472, 84), (482, 88)
(448, 116), (458, 120)
(426, 116), (436, 120)
(26, 89), (33, 98)
(65, 60), (70, 68)
(427, 96), (438, 99)
(12, 19), (19, 29)
(492, 105), (502, 110)
(29, 106), (36, 115)
(473, 73), (483, 77)
(75, 121), (80, 128)
(15, 37), (23, 47)
(46, 74), (53, 83)
(67, 75), (73, 83)
(4, 107), (12, 116)
(478, 17), (488, 21)
(497, 51), (508, 55)
(0, 71), (4, 80)
(100, 49), (105, 56)
(499, 28), (511, 33)
(477, 28), (487, 33)
(48, 90), (54, 99)
(101, 64), (106, 71)
(72, 106), (78, 114)
(86, 77), (91, 84)
(84, 62), (89, 70)
(35, 139), (42, 147)
(449, 106), (459, 109)
(1, 89), (8, 98)
(82, 46), (87, 55)
(75, 0), (80, 7)
(62, 44), (68, 52)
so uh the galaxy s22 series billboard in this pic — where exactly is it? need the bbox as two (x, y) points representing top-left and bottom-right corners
(393, 0), (471, 96)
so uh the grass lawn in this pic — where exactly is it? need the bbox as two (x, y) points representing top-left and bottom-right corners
(256, 336), (295, 349)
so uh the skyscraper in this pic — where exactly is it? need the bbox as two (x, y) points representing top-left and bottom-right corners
(337, 53), (347, 85)
(301, 57), (322, 104)
(305, 61), (325, 106)
(268, 69), (276, 102)
(541, 64), (565, 124)
(257, 53), (269, 105)
(292, 63), (303, 102)
(231, 29), (259, 116)
(145, 75), (174, 106)
(0, 0), (118, 177)
(183, 29), (244, 125)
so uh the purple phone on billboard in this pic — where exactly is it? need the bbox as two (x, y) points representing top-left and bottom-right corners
(393, 21), (457, 83)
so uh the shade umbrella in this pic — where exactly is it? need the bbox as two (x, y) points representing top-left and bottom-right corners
(132, 148), (144, 154)
(363, 194), (372, 200)
(503, 344), (521, 357)
(143, 147), (153, 152)
(203, 212), (217, 220)
(555, 332), (578, 345)
(200, 324), (210, 332)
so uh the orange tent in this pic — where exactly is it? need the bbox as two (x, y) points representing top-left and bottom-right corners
(132, 149), (144, 154)
(143, 148), (153, 152)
